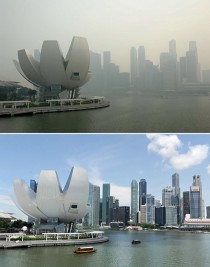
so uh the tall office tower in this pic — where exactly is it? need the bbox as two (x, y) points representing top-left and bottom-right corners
(139, 204), (147, 223)
(169, 40), (177, 62)
(130, 47), (138, 89)
(139, 179), (147, 210)
(165, 206), (177, 226)
(190, 175), (202, 218)
(192, 175), (203, 218)
(108, 196), (119, 223)
(186, 41), (199, 83)
(180, 56), (187, 83)
(172, 173), (181, 224)
(117, 206), (130, 226)
(162, 186), (174, 206)
(131, 179), (138, 224)
(138, 46), (146, 89)
(103, 51), (111, 68)
(146, 194), (155, 224)
(172, 173), (180, 197)
(155, 206), (166, 226)
(102, 183), (110, 225)
(160, 52), (177, 90)
(206, 206), (210, 218)
(183, 191), (190, 221)
(84, 183), (100, 227)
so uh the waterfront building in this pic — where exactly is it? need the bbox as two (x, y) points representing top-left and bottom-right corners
(183, 214), (210, 229)
(108, 196), (119, 224)
(186, 41), (199, 83)
(130, 47), (138, 89)
(183, 191), (190, 222)
(102, 183), (110, 225)
(138, 46), (146, 89)
(206, 206), (210, 219)
(172, 173), (181, 224)
(162, 186), (174, 206)
(155, 206), (166, 226)
(13, 37), (91, 100)
(117, 206), (130, 226)
(146, 194), (155, 224)
(139, 204), (147, 223)
(160, 52), (177, 90)
(139, 179), (147, 210)
(165, 206), (177, 226)
(190, 175), (203, 218)
(169, 39), (177, 62)
(131, 179), (138, 224)
(180, 56), (187, 84)
(190, 186), (201, 219)
(13, 167), (89, 233)
(84, 183), (100, 227)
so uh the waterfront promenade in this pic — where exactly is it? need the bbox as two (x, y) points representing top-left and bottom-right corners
(0, 98), (110, 117)
(0, 231), (109, 249)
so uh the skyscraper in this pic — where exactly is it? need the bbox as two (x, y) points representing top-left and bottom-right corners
(190, 175), (203, 218)
(162, 186), (174, 206)
(183, 191), (190, 221)
(84, 183), (100, 227)
(169, 40), (177, 62)
(146, 194), (155, 224)
(186, 41), (199, 82)
(139, 179), (147, 209)
(138, 46), (146, 89)
(131, 179), (138, 224)
(130, 47), (138, 89)
(102, 183), (110, 225)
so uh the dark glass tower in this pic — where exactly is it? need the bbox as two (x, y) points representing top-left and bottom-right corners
(139, 179), (147, 210)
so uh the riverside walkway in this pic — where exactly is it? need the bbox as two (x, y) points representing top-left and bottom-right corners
(0, 231), (109, 249)
(0, 97), (110, 117)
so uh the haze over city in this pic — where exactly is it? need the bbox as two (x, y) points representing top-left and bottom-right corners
(1, 0), (210, 87)
(1, 134), (210, 220)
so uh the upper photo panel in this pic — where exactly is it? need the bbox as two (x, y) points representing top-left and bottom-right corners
(1, 0), (210, 133)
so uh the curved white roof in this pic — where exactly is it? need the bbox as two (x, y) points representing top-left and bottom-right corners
(13, 167), (89, 222)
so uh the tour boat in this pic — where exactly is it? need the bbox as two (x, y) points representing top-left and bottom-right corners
(131, 240), (141, 244)
(74, 246), (96, 254)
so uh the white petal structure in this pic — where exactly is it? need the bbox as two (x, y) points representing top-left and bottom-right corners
(13, 167), (89, 222)
(13, 37), (91, 92)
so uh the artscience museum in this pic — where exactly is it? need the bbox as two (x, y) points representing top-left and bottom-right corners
(13, 167), (89, 232)
(13, 37), (91, 99)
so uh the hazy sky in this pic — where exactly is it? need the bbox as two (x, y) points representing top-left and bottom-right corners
(1, 0), (210, 87)
(1, 134), (210, 220)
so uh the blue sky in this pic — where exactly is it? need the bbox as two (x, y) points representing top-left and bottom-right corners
(0, 134), (210, 220)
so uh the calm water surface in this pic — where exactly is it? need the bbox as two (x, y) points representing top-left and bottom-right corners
(1, 94), (210, 133)
(1, 231), (210, 267)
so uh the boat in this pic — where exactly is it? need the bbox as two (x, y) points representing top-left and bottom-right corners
(74, 246), (96, 254)
(132, 240), (141, 244)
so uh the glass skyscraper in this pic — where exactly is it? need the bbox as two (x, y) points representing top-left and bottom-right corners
(131, 179), (138, 224)
(102, 183), (110, 225)
(139, 179), (147, 210)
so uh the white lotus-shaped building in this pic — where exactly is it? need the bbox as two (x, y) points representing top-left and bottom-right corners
(13, 167), (89, 223)
(13, 37), (91, 98)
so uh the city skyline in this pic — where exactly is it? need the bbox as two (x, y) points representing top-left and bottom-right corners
(1, 0), (210, 87)
(1, 134), (210, 220)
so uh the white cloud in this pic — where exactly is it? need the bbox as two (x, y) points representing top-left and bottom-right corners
(0, 195), (15, 206)
(147, 134), (209, 170)
(147, 134), (182, 159)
